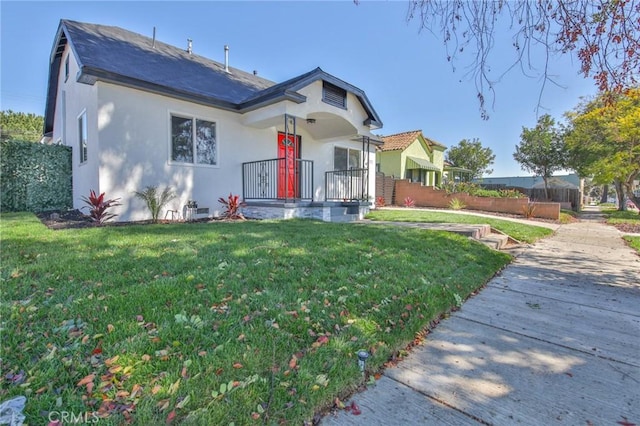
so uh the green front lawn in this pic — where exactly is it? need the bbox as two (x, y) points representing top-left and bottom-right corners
(1, 213), (511, 425)
(624, 236), (640, 253)
(603, 208), (640, 225)
(603, 208), (640, 255)
(366, 209), (554, 243)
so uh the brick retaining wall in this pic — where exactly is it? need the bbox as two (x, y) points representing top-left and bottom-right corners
(395, 180), (560, 220)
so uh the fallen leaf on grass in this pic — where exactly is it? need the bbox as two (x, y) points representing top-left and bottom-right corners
(165, 410), (176, 424)
(168, 379), (180, 395)
(175, 395), (190, 409)
(105, 355), (120, 367)
(289, 356), (297, 369)
(131, 384), (142, 398)
(233, 362), (243, 369)
(157, 399), (170, 411)
(5, 370), (26, 385)
(107, 324), (115, 333)
(77, 374), (95, 387)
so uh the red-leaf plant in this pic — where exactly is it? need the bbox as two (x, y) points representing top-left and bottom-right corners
(404, 196), (415, 208)
(81, 190), (122, 224)
(218, 193), (246, 220)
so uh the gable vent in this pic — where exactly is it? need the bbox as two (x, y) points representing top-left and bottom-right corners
(322, 82), (346, 108)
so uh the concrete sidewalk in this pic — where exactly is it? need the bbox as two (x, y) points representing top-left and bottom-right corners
(322, 206), (640, 425)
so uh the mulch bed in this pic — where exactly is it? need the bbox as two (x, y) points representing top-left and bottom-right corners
(33, 208), (640, 233)
(35, 209), (231, 230)
(613, 223), (640, 234)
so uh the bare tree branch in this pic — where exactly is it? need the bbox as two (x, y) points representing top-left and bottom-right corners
(406, 0), (640, 119)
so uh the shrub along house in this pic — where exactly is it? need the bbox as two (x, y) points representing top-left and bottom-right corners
(43, 19), (383, 222)
(377, 130), (446, 187)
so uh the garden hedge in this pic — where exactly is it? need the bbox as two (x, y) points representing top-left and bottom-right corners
(1, 139), (72, 212)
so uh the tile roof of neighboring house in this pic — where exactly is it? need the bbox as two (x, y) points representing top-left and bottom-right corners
(380, 130), (447, 152)
(44, 19), (382, 133)
(380, 130), (422, 151)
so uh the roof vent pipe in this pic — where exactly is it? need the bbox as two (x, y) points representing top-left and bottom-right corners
(224, 45), (230, 73)
(187, 39), (192, 54)
(152, 27), (156, 48)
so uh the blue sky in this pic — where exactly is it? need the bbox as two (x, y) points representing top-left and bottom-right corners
(1, 1), (597, 177)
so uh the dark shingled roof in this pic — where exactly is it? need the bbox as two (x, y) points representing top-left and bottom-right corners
(44, 20), (382, 134)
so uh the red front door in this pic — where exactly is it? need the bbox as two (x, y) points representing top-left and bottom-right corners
(277, 132), (301, 199)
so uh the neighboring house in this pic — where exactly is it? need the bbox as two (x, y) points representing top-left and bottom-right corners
(377, 130), (446, 187)
(43, 19), (383, 222)
(443, 160), (473, 183)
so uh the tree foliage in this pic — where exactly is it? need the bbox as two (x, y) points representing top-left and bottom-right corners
(406, 0), (640, 118)
(513, 114), (566, 199)
(445, 138), (495, 181)
(565, 88), (640, 210)
(0, 110), (44, 142)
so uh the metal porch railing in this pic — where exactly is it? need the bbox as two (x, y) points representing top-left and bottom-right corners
(325, 168), (369, 201)
(242, 158), (313, 201)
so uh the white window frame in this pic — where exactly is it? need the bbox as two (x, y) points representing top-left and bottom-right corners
(334, 146), (362, 170)
(168, 112), (218, 167)
(78, 110), (88, 164)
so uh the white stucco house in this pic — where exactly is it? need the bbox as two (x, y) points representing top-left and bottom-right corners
(43, 19), (383, 222)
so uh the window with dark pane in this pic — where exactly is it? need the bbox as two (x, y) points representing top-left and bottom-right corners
(171, 115), (217, 165)
(334, 147), (362, 170)
(334, 146), (348, 170)
(78, 112), (87, 163)
(348, 149), (361, 169)
(195, 119), (216, 165)
(171, 115), (193, 163)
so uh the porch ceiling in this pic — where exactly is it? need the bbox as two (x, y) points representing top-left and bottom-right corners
(305, 112), (357, 140)
(243, 110), (358, 140)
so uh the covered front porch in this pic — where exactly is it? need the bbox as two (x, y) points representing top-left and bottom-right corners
(405, 156), (442, 187)
(240, 113), (376, 222)
(240, 146), (374, 222)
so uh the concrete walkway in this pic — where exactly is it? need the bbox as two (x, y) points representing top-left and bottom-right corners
(322, 206), (640, 425)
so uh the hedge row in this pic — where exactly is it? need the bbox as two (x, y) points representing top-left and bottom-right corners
(1, 140), (72, 212)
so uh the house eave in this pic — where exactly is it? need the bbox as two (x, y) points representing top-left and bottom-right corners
(77, 66), (241, 112)
(237, 89), (307, 113)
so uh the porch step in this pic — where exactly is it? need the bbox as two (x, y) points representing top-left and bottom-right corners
(329, 206), (360, 223)
(478, 232), (510, 250)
